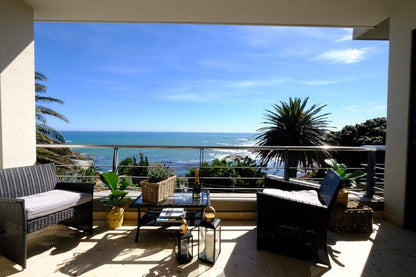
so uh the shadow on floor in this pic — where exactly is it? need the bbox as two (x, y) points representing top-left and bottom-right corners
(222, 222), (329, 277)
(0, 224), (90, 276)
(57, 226), (211, 277)
(327, 228), (373, 268)
(360, 221), (416, 276)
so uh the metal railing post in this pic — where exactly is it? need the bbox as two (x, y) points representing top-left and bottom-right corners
(365, 150), (376, 198)
(113, 147), (119, 173)
(200, 148), (204, 189)
(284, 150), (290, 181)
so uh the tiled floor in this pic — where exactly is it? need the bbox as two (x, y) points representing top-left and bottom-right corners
(1, 220), (416, 276)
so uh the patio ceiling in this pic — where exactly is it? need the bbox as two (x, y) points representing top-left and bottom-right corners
(23, 0), (410, 28)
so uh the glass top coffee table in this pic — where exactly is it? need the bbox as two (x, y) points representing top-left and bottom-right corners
(129, 191), (210, 242)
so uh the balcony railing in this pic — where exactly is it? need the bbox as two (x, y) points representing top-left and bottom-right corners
(37, 144), (384, 198)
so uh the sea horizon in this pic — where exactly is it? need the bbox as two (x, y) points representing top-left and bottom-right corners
(60, 131), (275, 176)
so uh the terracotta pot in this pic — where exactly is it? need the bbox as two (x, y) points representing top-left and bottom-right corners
(106, 206), (124, 229)
(335, 188), (349, 207)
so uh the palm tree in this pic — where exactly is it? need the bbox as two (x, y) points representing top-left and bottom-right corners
(35, 71), (68, 143)
(35, 72), (76, 168)
(256, 97), (330, 177)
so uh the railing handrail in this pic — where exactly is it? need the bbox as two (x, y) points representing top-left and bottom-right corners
(37, 143), (385, 197)
(37, 144), (379, 152)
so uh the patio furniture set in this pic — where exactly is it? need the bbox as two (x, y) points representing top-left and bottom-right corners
(0, 163), (371, 269)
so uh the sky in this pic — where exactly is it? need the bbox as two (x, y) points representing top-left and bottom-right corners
(35, 23), (389, 133)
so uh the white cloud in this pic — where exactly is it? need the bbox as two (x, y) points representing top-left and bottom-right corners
(299, 79), (351, 86)
(314, 47), (371, 64)
(155, 77), (292, 103)
(199, 59), (241, 72)
(342, 103), (387, 113)
(99, 65), (153, 75)
(225, 78), (292, 88)
(372, 105), (387, 110)
(335, 28), (353, 43)
(158, 93), (212, 103)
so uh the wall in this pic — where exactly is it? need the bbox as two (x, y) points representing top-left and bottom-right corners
(0, 0), (36, 168)
(384, 0), (416, 226)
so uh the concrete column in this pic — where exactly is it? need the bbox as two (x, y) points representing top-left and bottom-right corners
(384, 1), (416, 226)
(0, 0), (35, 168)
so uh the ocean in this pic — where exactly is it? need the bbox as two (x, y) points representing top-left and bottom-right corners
(62, 131), (260, 176)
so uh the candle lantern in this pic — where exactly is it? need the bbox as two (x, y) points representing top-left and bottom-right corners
(198, 206), (221, 264)
(175, 217), (193, 264)
(175, 230), (193, 264)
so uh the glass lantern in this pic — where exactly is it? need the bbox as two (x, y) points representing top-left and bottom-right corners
(175, 231), (193, 264)
(198, 218), (221, 264)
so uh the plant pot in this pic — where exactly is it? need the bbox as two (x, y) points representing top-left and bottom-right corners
(106, 206), (124, 229)
(335, 188), (349, 207)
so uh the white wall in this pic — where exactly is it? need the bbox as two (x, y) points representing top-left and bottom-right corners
(0, 0), (36, 168)
(384, 0), (416, 226)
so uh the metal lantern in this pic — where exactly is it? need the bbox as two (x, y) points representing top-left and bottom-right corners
(198, 206), (221, 264)
(175, 230), (193, 264)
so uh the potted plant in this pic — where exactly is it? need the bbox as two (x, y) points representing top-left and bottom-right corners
(100, 172), (131, 229)
(325, 159), (365, 207)
(140, 163), (176, 203)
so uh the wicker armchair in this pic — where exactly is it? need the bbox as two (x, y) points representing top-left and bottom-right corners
(0, 163), (94, 269)
(256, 169), (344, 266)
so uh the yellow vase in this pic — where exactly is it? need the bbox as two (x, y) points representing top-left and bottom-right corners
(107, 206), (124, 229)
(336, 188), (349, 207)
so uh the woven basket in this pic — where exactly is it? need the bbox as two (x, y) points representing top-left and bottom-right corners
(140, 175), (176, 203)
(329, 200), (373, 233)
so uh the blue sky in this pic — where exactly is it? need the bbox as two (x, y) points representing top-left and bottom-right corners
(35, 23), (388, 133)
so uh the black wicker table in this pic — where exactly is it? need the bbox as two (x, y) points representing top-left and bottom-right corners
(130, 191), (210, 242)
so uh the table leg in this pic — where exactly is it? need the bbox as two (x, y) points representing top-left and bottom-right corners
(135, 207), (141, 243)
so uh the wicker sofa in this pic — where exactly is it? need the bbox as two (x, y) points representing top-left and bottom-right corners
(256, 169), (344, 266)
(0, 163), (94, 268)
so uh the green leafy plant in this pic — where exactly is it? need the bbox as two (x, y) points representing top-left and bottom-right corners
(100, 172), (131, 207)
(147, 163), (173, 183)
(325, 159), (365, 188)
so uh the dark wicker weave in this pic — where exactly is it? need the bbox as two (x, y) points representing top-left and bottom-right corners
(256, 169), (344, 266)
(0, 163), (93, 269)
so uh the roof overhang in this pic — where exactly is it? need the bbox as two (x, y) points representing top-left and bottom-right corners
(22, 0), (409, 31)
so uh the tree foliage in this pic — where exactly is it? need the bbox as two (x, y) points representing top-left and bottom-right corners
(117, 152), (149, 184)
(186, 157), (264, 191)
(327, 117), (386, 166)
(256, 97), (330, 177)
(328, 117), (386, 146)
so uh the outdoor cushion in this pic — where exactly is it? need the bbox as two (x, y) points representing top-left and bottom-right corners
(262, 188), (324, 207)
(17, 189), (92, 220)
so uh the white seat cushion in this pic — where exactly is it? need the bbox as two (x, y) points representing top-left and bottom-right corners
(18, 189), (92, 220)
(263, 188), (324, 207)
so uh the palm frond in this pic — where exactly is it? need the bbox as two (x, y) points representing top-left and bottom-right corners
(36, 95), (64, 104)
(35, 71), (48, 81)
(36, 106), (69, 122)
(37, 124), (66, 143)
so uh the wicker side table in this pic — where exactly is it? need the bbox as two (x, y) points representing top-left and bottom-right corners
(329, 200), (373, 233)
(0, 230), (4, 250)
